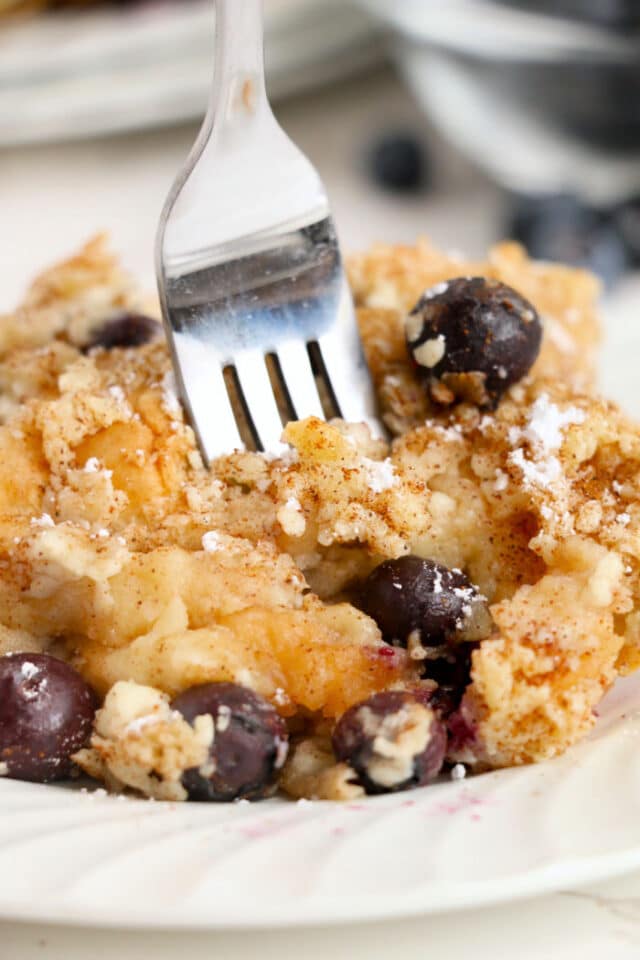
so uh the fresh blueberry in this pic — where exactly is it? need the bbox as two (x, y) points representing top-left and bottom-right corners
(332, 690), (446, 794)
(355, 556), (487, 649)
(171, 683), (289, 802)
(406, 277), (542, 409)
(84, 312), (161, 352)
(369, 132), (429, 193)
(507, 193), (630, 289)
(0, 653), (97, 783)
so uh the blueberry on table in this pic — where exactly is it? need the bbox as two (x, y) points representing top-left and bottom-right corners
(369, 133), (429, 193)
(332, 690), (446, 794)
(406, 277), (542, 409)
(84, 312), (161, 351)
(355, 556), (487, 648)
(171, 683), (289, 802)
(0, 653), (97, 783)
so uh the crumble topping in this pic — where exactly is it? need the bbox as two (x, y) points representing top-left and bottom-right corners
(74, 680), (214, 801)
(0, 233), (637, 800)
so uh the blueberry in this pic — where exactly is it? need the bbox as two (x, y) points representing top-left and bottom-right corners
(507, 193), (629, 289)
(355, 556), (488, 648)
(447, 698), (479, 756)
(406, 277), (542, 408)
(0, 653), (97, 783)
(369, 133), (429, 193)
(171, 683), (288, 802)
(423, 643), (477, 718)
(332, 690), (446, 794)
(84, 312), (161, 352)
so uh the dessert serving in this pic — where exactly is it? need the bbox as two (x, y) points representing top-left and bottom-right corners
(0, 233), (636, 803)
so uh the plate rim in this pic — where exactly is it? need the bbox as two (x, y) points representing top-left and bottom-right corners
(1, 843), (640, 931)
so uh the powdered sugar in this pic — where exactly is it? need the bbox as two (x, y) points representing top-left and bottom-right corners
(509, 447), (561, 489)
(202, 531), (224, 553)
(518, 395), (585, 453)
(508, 395), (585, 490)
(273, 687), (289, 707)
(83, 457), (112, 478)
(361, 457), (397, 494)
(30, 513), (54, 528)
(424, 280), (450, 298)
(494, 469), (509, 492)
(108, 385), (126, 403)
(20, 661), (39, 680)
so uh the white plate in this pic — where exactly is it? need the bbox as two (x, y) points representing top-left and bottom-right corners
(0, 247), (639, 930)
(1, 671), (640, 930)
(0, 0), (380, 145)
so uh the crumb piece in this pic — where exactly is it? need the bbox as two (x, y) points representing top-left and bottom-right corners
(74, 680), (213, 802)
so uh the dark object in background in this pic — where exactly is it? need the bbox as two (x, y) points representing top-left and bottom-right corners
(369, 132), (430, 193)
(507, 193), (631, 288)
(485, 2), (640, 149)
(496, 0), (640, 30)
(460, 56), (640, 151)
(614, 196), (640, 267)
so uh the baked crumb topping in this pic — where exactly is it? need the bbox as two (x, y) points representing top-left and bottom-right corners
(0, 233), (636, 800)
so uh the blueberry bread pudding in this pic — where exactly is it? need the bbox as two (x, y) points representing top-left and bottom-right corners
(0, 233), (635, 803)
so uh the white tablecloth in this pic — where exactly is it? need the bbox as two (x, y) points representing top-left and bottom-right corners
(2, 67), (640, 959)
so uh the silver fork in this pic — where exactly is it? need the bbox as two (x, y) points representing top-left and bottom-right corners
(155, 0), (378, 465)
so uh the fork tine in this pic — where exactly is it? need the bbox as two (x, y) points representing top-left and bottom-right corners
(170, 332), (243, 465)
(317, 328), (379, 429)
(233, 350), (287, 453)
(275, 340), (325, 422)
(315, 282), (380, 431)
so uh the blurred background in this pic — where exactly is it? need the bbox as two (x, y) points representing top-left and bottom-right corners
(1, 0), (639, 396)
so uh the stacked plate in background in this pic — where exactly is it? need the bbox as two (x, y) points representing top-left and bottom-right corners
(0, 0), (381, 145)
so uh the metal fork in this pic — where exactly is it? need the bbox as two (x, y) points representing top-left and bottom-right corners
(155, 0), (378, 465)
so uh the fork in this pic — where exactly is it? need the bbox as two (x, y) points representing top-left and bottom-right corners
(155, 0), (379, 465)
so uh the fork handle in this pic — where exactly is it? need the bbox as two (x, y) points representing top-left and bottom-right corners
(212, 0), (267, 124)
